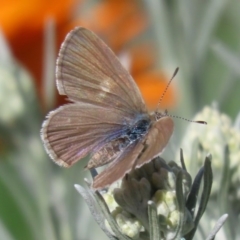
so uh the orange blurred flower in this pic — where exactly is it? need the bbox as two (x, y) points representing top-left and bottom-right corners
(0, 0), (175, 110)
(0, 0), (77, 104)
(128, 43), (175, 108)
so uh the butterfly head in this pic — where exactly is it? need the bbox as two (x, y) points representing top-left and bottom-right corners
(152, 109), (170, 121)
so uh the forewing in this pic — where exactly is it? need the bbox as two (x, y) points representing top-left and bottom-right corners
(56, 27), (147, 115)
(92, 116), (174, 189)
(134, 116), (174, 167)
(41, 103), (129, 167)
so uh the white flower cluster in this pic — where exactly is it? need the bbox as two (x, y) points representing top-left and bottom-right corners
(181, 106), (240, 194)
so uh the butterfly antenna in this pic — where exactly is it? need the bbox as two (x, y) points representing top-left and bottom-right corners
(165, 111), (207, 125)
(155, 68), (207, 125)
(156, 67), (179, 111)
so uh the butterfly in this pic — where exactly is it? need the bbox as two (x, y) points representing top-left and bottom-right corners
(41, 27), (174, 189)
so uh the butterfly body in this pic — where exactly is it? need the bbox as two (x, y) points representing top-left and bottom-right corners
(41, 27), (174, 189)
(124, 116), (151, 142)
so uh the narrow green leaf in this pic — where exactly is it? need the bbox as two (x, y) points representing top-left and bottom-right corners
(148, 201), (161, 240)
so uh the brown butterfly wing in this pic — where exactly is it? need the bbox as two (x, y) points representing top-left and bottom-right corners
(41, 103), (133, 167)
(56, 27), (147, 114)
(42, 27), (148, 167)
(92, 116), (174, 189)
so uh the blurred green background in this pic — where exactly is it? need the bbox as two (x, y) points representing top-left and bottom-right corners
(0, 0), (240, 239)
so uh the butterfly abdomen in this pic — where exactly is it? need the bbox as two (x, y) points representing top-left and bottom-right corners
(86, 137), (130, 169)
